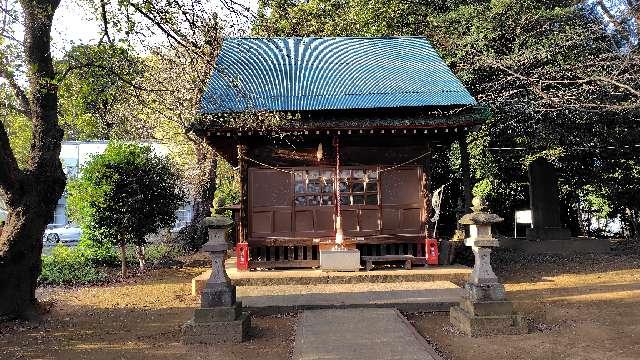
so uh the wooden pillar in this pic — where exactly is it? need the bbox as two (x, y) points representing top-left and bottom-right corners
(458, 134), (473, 211)
(237, 144), (249, 244)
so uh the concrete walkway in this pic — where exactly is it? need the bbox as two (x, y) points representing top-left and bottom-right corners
(237, 281), (464, 314)
(293, 308), (442, 360)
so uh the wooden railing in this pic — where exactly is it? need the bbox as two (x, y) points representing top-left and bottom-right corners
(246, 238), (426, 269)
(356, 242), (425, 258)
(248, 244), (320, 269)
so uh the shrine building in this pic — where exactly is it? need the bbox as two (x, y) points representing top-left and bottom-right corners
(191, 36), (484, 270)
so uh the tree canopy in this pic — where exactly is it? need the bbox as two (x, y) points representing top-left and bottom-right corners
(57, 44), (147, 140)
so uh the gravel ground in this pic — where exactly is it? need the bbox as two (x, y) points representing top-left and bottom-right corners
(0, 267), (295, 360)
(407, 245), (640, 360)
(2, 244), (640, 360)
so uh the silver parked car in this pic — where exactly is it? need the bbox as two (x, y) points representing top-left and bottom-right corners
(43, 224), (82, 246)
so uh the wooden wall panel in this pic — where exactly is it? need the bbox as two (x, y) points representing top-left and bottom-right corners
(252, 211), (273, 234)
(295, 210), (314, 233)
(360, 209), (379, 231)
(273, 210), (292, 233)
(249, 165), (425, 240)
(249, 168), (293, 237)
(380, 167), (423, 234)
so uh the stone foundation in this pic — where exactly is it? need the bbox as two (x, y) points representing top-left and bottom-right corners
(201, 282), (236, 307)
(526, 227), (571, 241)
(182, 313), (250, 344)
(193, 302), (242, 322)
(500, 238), (610, 254)
(449, 304), (527, 337)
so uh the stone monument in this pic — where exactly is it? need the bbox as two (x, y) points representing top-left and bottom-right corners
(182, 215), (250, 344)
(450, 197), (527, 336)
(526, 158), (571, 241)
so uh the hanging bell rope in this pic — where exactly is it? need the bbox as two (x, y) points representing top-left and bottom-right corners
(333, 136), (344, 249)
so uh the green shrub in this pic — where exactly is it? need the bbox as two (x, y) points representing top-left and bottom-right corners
(40, 244), (106, 285)
(66, 142), (185, 276)
(77, 235), (120, 266)
(39, 241), (184, 286)
(144, 243), (183, 264)
(122, 243), (184, 266)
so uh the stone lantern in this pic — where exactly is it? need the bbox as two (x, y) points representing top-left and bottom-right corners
(449, 197), (527, 336)
(182, 215), (250, 344)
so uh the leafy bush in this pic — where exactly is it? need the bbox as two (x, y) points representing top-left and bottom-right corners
(213, 159), (239, 214)
(39, 241), (184, 285)
(77, 235), (120, 266)
(67, 142), (185, 275)
(141, 243), (184, 265)
(40, 245), (106, 285)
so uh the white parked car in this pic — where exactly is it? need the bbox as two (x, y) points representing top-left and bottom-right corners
(43, 224), (82, 246)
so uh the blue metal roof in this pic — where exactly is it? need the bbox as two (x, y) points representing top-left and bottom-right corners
(201, 37), (477, 113)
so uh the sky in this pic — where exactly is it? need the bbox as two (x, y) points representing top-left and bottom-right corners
(48, 0), (260, 57)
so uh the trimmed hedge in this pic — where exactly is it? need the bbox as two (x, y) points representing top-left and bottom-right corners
(40, 244), (107, 285)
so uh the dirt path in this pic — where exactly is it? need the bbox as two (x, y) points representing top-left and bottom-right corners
(0, 268), (295, 360)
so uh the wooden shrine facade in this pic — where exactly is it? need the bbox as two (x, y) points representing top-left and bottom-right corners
(196, 119), (479, 269)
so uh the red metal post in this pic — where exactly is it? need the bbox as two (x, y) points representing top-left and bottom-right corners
(426, 238), (439, 265)
(236, 243), (249, 271)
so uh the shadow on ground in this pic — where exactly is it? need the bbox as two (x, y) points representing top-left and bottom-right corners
(0, 306), (295, 360)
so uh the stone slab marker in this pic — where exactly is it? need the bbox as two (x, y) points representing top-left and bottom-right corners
(450, 197), (527, 336)
(182, 216), (250, 344)
(526, 158), (571, 241)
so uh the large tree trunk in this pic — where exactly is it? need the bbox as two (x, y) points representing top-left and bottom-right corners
(191, 143), (217, 224)
(178, 142), (217, 251)
(0, 0), (65, 320)
(0, 196), (60, 319)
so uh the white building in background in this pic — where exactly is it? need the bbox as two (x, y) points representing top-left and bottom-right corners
(51, 141), (193, 229)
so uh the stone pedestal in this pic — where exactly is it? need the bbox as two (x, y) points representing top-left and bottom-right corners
(320, 249), (360, 272)
(450, 198), (527, 337)
(450, 302), (526, 336)
(450, 251), (527, 336)
(182, 216), (250, 344)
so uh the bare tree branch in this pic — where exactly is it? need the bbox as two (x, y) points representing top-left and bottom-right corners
(0, 62), (32, 119)
(99, 0), (113, 44)
(596, 0), (633, 44)
(126, 1), (196, 54)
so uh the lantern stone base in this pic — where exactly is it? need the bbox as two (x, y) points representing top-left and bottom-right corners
(465, 282), (506, 302)
(450, 298), (527, 337)
(320, 249), (360, 272)
(201, 282), (236, 307)
(182, 313), (250, 344)
(182, 302), (250, 344)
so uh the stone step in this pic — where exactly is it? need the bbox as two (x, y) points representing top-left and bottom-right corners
(192, 263), (471, 295)
(236, 281), (465, 315)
